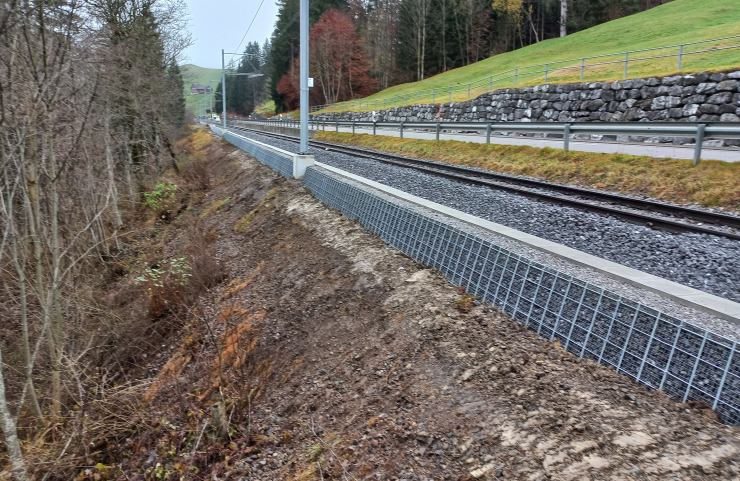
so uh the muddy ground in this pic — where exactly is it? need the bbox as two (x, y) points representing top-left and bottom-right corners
(124, 129), (740, 481)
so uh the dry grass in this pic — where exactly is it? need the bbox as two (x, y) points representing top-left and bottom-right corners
(315, 131), (740, 210)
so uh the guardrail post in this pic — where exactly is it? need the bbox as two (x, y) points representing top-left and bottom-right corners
(678, 44), (684, 71)
(580, 58), (585, 80)
(694, 123), (706, 166)
(400, 121), (404, 139)
(545, 63), (549, 82)
(336, 121), (339, 132)
(436, 122), (440, 141)
(373, 121), (376, 136)
(352, 121), (355, 134)
(515, 68), (518, 86)
(564, 123), (571, 152)
(623, 52), (629, 79)
(486, 123), (491, 144)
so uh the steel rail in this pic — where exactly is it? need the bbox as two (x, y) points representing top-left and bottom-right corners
(224, 122), (740, 241)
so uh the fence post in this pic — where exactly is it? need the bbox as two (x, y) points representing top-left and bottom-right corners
(694, 123), (706, 166)
(486, 123), (491, 144)
(449, 86), (452, 101)
(564, 123), (571, 152)
(384, 99), (386, 109)
(432, 88), (435, 103)
(515, 68), (518, 86)
(580, 58), (585, 80)
(400, 121), (404, 139)
(406, 93), (408, 105)
(419, 91), (421, 102)
(489, 76), (493, 91)
(394, 97), (396, 107)
(624, 52), (629, 79)
(545, 63), (549, 82)
(678, 44), (684, 71)
(468, 83), (471, 99)
(436, 122), (440, 141)
(373, 121), (376, 136)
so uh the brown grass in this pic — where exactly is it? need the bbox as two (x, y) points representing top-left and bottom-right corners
(315, 131), (740, 210)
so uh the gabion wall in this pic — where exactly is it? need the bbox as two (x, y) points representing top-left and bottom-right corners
(303, 166), (740, 425)
(223, 131), (294, 179)
(213, 122), (740, 426)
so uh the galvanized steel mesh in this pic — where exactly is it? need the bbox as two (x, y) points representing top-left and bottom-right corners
(208, 124), (293, 178)
(223, 131), (294, 179)
(303, 166), (740, 425)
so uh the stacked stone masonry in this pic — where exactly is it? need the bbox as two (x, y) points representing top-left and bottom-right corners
(311, 70), (740, 147)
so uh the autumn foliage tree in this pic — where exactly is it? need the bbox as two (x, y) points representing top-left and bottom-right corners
(277, 9), (375, 110)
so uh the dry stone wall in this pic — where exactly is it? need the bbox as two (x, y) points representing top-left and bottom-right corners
(311, 70), (740, 146)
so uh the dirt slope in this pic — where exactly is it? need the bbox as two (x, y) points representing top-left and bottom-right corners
(124, 129), (740, 481)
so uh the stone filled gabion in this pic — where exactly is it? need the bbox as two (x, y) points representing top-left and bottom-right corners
(309, 70), (740, 147)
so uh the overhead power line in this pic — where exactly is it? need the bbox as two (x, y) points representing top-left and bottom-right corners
(230, 0), (266, 66)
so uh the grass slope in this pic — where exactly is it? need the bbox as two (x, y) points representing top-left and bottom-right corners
(181, 64), (222, 114)
(315, 131), (740, 210)
(327, 0), (740, 110)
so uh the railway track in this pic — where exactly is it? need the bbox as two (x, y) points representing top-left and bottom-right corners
(225, 123), (740, 241)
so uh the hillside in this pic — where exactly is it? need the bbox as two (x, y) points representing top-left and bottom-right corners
(181, 63), (222, 114)
(323, 0), (740, 110)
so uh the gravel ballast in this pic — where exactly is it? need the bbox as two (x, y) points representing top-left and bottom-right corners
(230, 129), (740, 306)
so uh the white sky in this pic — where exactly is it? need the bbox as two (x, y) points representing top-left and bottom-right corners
(182, 0), (280, 69)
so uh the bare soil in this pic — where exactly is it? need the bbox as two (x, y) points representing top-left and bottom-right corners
(115, 129), (740, 481)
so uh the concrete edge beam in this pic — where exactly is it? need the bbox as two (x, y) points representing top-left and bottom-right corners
(314, 161), (740, 324)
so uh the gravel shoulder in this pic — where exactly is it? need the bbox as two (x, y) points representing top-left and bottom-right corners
(135, 131), (740, 481)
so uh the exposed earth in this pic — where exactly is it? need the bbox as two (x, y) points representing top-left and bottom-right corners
(116, 128), (740, 481)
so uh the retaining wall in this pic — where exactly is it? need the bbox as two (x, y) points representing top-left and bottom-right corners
(213, 124), (740, 425)
(311, 70), (740, 146)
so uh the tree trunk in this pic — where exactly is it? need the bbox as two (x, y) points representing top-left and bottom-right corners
(560, 0), (567, 37)
(0, 348), (31, 481)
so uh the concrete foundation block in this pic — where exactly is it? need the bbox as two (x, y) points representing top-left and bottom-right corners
(293, 154), (315, 179)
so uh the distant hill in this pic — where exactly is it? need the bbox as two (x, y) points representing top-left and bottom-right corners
(180, 64), (223, 114)
(331, 0), (740, 109)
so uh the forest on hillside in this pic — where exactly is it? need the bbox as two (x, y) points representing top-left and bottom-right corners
(216, 0), (675, 115)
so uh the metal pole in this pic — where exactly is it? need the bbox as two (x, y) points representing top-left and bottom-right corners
(486, 123), (491, 144)
(222, 49), (226, 130)
(400, 121), (403, 139)
(545, 63), (549, 82)
(448, 86), (451, 101)
(432, 88), (435, 103)
(678, 44), (684, 71)
(515, 68), (518, 86)
(623, 52), (629, 79)
(299, 0), (309, 153)
(580, 58), (585, 80)
(468, 83), (471, 99)
(489, 76), (493, 91)
(436, 122), (440, 141)
(564, 123), (570, 152)
(694, 124), (705, 166)
(373, 121), (376, 136)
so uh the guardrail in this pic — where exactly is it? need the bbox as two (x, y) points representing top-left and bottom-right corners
(310, 35), (740, 114)
(233, 119), (740, 165)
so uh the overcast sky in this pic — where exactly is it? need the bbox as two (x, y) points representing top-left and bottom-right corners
(182, 0), (280, 69)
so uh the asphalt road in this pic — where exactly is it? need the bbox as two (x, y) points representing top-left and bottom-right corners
(314, 124), (740, 163)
